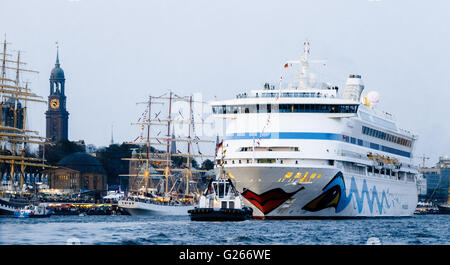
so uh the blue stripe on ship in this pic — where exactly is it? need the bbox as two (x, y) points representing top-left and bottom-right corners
(225, 132), (411, 158)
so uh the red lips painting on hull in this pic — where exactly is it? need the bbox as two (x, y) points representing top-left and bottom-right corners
(241, 187), (304, 215)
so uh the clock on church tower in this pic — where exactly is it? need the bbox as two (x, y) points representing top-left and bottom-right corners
(45, 47), (69, 142)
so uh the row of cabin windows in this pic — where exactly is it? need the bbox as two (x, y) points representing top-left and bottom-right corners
(280, 92), (335, 98)
(367, 167), (415, 181)
(362, 126), (412, 147)
(220, 159), (415, 182)
(260, 92), (332, 98)
(255, 90), (338, 98)
(342, 162), (366, 175)
(239, 147), (299, 152)
(222, 159), (298, 164)
(221, 159), (335, 166)
(212, 104), (358, 114)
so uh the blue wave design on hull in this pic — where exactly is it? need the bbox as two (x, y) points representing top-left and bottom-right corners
(303, 172), (392, 214)
(345, 177), (391, 214)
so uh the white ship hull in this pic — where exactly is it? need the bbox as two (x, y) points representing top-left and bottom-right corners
(211, 42), (419, 219)
(226, 165), (417, 218)
(118, 200), (194, 216)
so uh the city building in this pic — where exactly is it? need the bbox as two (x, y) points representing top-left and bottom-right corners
(45, 47), (69, 142)
(45, 152), (107, 198)
(420, 156), (450, 203)
(1, 98), (24, 129)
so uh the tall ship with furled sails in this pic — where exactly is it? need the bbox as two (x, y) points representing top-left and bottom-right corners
(210, 41), (419, 218)
(118, 92), (214, 215)
(0, 38), (53, 215)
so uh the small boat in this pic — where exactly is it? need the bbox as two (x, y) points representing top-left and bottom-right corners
(188, 178), (253, 221)
(13, 204), (53, 218)
(414, 202), (439, 215)
(103, 190), (125, 202)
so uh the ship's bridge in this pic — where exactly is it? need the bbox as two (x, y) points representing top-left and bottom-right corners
(210, 85), (360, 118)
(235, 81), (339, 99)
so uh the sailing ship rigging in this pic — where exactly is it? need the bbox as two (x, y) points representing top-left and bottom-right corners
(0, 37), (53, 215)
(118, 91), (214, 215)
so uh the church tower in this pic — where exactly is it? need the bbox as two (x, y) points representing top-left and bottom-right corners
(45, 47), (69, 142)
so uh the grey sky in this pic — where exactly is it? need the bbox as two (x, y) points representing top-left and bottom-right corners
(1, 0), (449, 167)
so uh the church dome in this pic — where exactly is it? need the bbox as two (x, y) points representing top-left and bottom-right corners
(57, 152), (106, 174)
(50, 66), (65, 80)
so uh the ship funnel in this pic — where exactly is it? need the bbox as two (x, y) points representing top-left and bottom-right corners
(342, 74), (364, 102)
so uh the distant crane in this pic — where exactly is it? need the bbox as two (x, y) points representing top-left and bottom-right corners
(418, 154), (430, 168)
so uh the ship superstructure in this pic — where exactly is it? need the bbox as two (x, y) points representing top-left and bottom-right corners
(211, 41), (418, 218)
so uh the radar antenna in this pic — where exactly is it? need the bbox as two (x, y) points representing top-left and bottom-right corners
(284, 40), (326, 89)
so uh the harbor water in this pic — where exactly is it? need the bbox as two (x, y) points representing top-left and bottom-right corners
(0, 215), (448, 245)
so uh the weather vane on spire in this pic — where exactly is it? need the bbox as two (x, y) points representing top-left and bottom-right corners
(55, 41), (60, 66)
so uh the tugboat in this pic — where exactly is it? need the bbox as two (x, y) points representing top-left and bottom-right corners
(188, 178), (253, 221)
(13, 204), (53, 218)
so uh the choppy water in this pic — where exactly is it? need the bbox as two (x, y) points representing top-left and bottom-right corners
(0, 215), (448, 245)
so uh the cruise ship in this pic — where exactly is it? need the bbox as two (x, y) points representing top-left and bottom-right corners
(210, 41), (418, 218)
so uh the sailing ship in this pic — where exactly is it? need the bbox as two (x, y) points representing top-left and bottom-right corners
(0, 37), (52, 215)
(13, 204), (53, 218)
(118, 92), (214, 215)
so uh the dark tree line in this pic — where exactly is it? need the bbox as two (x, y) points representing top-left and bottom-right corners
(95, 143), (139, 189)
(201, 159), (214, 171)
(40, 140), (85, 165)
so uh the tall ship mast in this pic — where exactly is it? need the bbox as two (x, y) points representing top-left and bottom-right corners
(211, 41), (419, 218)
(0, 38), (52, 215)
(118, 92), (214, 216)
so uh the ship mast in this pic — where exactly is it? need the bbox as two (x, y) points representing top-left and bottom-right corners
(185, 95), (193, 196)
(165, 92), (172, 194)
(0, 38), (53, 191)
(284, 41), (326, 89)
(1, 38), (7, 102)
(121, 96), (164, 193)
(144, 96), (152, 191)
(122, 92), (214, 200)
